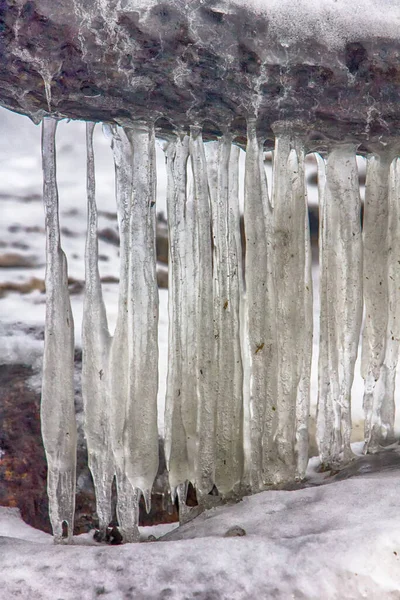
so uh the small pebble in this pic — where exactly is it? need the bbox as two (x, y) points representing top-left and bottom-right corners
(224, 526), (246, 537)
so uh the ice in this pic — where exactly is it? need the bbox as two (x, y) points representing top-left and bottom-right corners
(189, 126), (216, 496)
(272, 130), (312, 481)
(244, 119), (277, 490)
(40, 117), (77, 543)
(81, 122), (113, 538)
(206, 137), (244, 495)
(115, 123), (159, 499)
(317, 146), (363, 467)
(164, 134), (193, 490)
(362, 156), (400, 452)
(108, 123), (159, 538)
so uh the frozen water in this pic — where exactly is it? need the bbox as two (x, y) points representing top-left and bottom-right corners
(206, 137), (244, 495)
(317, 146), (363, 467)
(40, 117), (77, 543)
(244, 119), (277, 490)
(164, 134), (193, 490)
(81, 122), (113, 537)
(272, 130), (312, 481)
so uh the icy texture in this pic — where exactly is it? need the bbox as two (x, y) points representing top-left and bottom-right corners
(205, 138), (244, 495)
(81, 122), (113, 537)
(317, 146), (363, 467)
(189, 126), (216, 496)
(244, 120), (276, 490)
(164, 134), (192, 491)
(362, 156), (400, 452)
(117, 123), (159, 496)
(108, 125), (139, 540)
(40, 117), (77, 543)
(272, 132), (312, 481)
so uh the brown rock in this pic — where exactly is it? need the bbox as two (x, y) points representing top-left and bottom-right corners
(0, 253), (39, 268)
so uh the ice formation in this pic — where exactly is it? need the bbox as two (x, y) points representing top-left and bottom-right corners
(40, 117), (77, 543)
(362, 155), (400, 452)
(271, 127), (312, 481)
(38, 111), (400, 542)
(317, 146), (363, 467)
(82, 122), (113, 539)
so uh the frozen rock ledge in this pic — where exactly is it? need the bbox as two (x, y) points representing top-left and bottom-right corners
(2, 0), (400, 149)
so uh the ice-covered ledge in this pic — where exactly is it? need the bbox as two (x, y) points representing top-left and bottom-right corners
(2, 0), (400, 150)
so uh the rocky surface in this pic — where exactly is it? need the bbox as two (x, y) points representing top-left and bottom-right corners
(1, 1), (400, 151)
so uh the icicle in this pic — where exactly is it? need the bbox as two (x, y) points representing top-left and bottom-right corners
(362, 155), (400, 451)
(123, 122), (159, 501)
(271, 129), (313, 481)
(164, 134), (193, 490)
(108, 126), (139, 540)
(109, 123), (159, 538)
(189, 125), (216, 496)
(244, 119), (277, 490)
(206, 137), (244, 495)
(316, 145), (363, 467)
(81, 122), (113, 539)
(115, 468), (140, 543)
(40, 117), (77, 543)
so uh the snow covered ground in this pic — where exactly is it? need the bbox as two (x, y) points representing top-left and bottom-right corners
(2, 449), (400, 599)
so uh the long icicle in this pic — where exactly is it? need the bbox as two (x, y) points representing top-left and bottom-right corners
(41, 117), (77, 543)
(272, 130), (313, 481)
(108, 125), (139, 542)
(124, 122), (159, 508)
(189, 125), (215, 496)
(317, 145), (363, 467)
(81, 122), (113, 540)
(362, 157), (400, 452)
(207, 136), (244, 495)
(244, 119), (277, 490)
(164, 134), (192, 492)
(361, 152), (394, 452)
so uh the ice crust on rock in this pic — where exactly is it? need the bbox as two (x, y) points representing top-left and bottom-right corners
(40, 117), (77, 543)
(231, 0), (400, 47)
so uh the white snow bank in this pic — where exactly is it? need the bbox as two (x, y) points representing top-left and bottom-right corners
(231, 0), (400, 48)
(1, 466), (400, 599)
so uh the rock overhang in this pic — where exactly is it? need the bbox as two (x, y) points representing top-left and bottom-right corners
(1, 0), (400, 152)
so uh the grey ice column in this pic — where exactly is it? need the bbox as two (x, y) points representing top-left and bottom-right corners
(317, 145), (363, 467)
(189, 125), (216, 497)
(271, 129), (313, 481)
(164, 134), (193, 494)
(40, 117), (77, 543)
(123, 122), (159, 509)
(244, 119), (277, 491)
(81, 122), (113, 539)
(362, 156), (400, 452)
(206, 137), (244, 495)
(108, 123), (159, 540)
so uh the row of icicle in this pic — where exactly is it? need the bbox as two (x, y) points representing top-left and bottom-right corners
(40, 117), (400, 543)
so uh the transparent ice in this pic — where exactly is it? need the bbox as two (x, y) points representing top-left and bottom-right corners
(40, 117), (77, 543)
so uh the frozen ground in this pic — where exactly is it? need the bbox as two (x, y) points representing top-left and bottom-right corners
(2, 445), (400, 599)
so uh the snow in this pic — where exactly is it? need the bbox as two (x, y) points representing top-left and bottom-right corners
(231, 0), (400, 48)
(2, 457), (400, 598)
